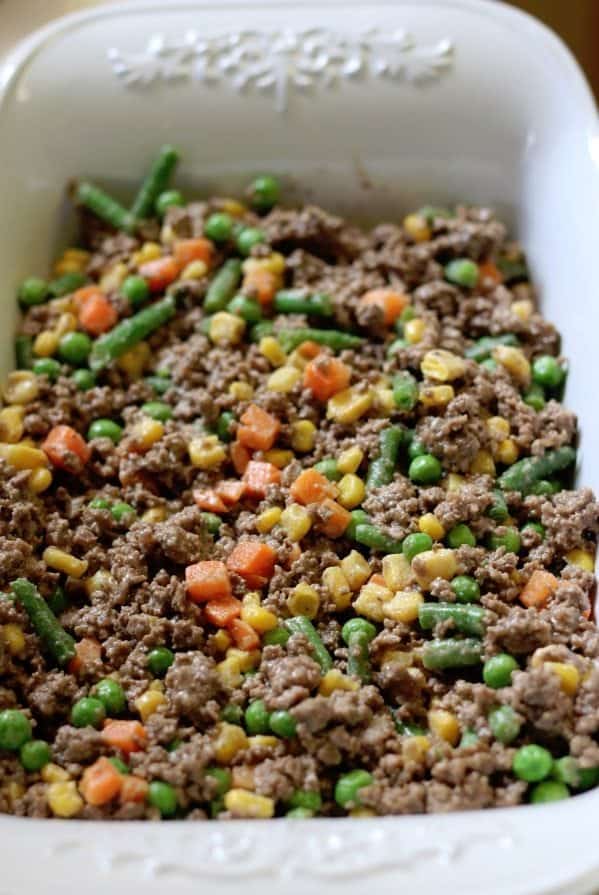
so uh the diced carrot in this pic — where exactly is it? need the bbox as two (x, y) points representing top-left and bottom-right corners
(520, 569), (559, 608)
(369, 573), (387, 587)
(237, 404), (281, 452)
(119, 775), (149, 804)
(67, 637), (102, 675)
(193, 489), (227, 514)
(72, 285), (104, 312)
(287, 543), (302, 566)
(318, 498), (352, 538)
(173, 238), (214, 270)
(227, 540), (277, 589)
(186, 561), (232, 603)
(101, 720), (148, 755)
(290, 468), (337, 505)
(242, 269), (278, 306)
(360, 288), (409, 325)
(297, 340), (322, 360)
(139, 256), (180, 292)
(205, 595), (242, 627)
(78, 291), (118, 336)
(215, 480), (247, 506)
(303, 356), (351, 402)
(42, 425), (91, 470)
(242, 460), (281, 498)
(228, 618), (261, 651)
(478, 260), (503, 287)
(231, 441), (251, 475)
(80, 757), (123, 806)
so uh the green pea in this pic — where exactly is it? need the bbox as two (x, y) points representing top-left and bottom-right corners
(0, 710), (32, 751)
(408, 453), (442, 484)
(155, 190), (185, 217)
(147, 647), (174, 677)
(141, 401), (172, 421)
(480, 357), (498, 373)
(19, 739), (51, 771)
(286, 806), (313, 818)
(488, 705), (521, 744)
(18, 277), (48, 308)
(447, 523), (476, 548)
(58, 331), (92, 366)
(32, 358), (61, 381)
(262, 627), (290, 646)
(522, 521), (545, 540)
(148, 780), (178, 817)
(487, 490), (508, 522)
(532, 355), (565, 389)
(488, 527), (521, 554)
(111, 501), (136, 522)
(200, 512), (221, 535)
(216, 411), (235, 443)
(523, 383), (545, 411)
(407, 436), (427, 460)
(334, 769), (373, 808)
(145, 375), (172, 395)
(345, 509), (371, 540)
(269, 710), (297, 739)
(94, 678), (126, 714)
(248, 175), (280, 211)
(108, 756), (130, 774)
(70, 697), (106, 729)
(89, 497), (111, 510)
(451, 575), (480, 603)
(245, 699), (270, 735)
(402, 532), (433, 562)
(552, 757), (599, 790)
(88, 418), (123, 443)
(444, 258), (479, 288)
(205, 767), (231, 797)
(227, 294), (263, 322)
(513, 744), (553, 782)
(314, 458), (341, 481)
(47, 586), (67, 615)
(236, 227), (266, 256)
(459, 729), (479, 748)
(220, 704), (244, 725)
(288, 789), (322, 812)
(204, 213), (234, 242)
(530, 781), (569, 803)
(72, 369), (96, 391)
(483, 654), (518, 688)
(121, 275), (150, 308)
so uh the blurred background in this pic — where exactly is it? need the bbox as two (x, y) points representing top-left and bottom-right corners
(0, 0), (598, 97)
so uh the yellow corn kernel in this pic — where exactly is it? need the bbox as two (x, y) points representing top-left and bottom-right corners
(259, 336), (287, 367)
(227, 647), (260, 671)
(374, 387), (395, 414)
(322, 566), (352, 610)
(241, 595), (278, 633)
(55, 312), (77, 338)
(181, 260), (208, 280)
(340, 550), (371, 591)
(53, 248), (90, 273)
(337, 474), (366, 509)
(222, 198), (247, 217)
(215, 657), (243, 688)
(380, 649), (414, 670)
(412, 549), (457, 588)
(319, 668), (360, 696)
(267, 365), (301, 393)
(544, 662), (580, 696)
(141, 507), (168, 524)
(354, 581), (392, 623)
(486, 416), (511, 439)
(263, 449), (294, 469)
(224, 789), (274, 819)
(188, 435), (227, 469)
(84, 570), (112, 597)
(42, 763), (70, 783)
(327, 387), (373, 425)
(117, 341), (151, 379)
(419, 384), (455, 407)
(28, 467), (53, 494)
(421, 349), (467, 382)
(135, 689), (167, 721)
(247, 735), (279, 749)
(242, 252), (286, 275)
(446, 473), (465, 492)
(470, 449), (496, 477)
(382, 553), (414, 591)
(211, 629), (232, 652)
(209, 311), (246, 346)
(0, 443), (48, 471)
(3, 371), (39, 405)
(228, 380), (254, 400)
(42, 547), (88, 579)
(0, 406), (25, 443)
(384, 590), (424, 624)
(290, 420), (316, 453)
(428, 709), (460, 745)
(279, 503), (312, 541)
(32, 330), (59, 358)
(349, 807), (376, 818)
(287, 348), (310, 370)
(214, 723), (249, 763)
(99, 261), (128, 293)
(2, 624), (25, 656)
(402, 735), (431, 762)
(492, 345), (531, 386)
(496, 438), (519, 465)
(404, 318), (426, 344)
(231, 766), (256, 790)
(403, 213), (432, 243)
(47, 782), (83, 818)
(418, 514), (445, 540)
(130, 417), (165, 451)
(511, 299), (533, 322)
(288, 583), (320, 619)
(337, 446), (363, 475)
(133, 242), (162, 265)
(255, 506), (282, 533)
(565, 548), (595, 572)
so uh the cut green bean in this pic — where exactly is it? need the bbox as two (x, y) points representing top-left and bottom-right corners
(277, 328), (363, 353)
(422, 637), (483, 671)
(284, 616), (332, 672)
(497, 257), (529, 283)
(465, 334), (519, 362)
(418, 603), (485, 637)
(89, 295), (176, 371)
(498, 446), (576, 494)
(366, 426), (405, 489)
(76, 181), (136, 234)
(11, 578), (75, 667)
(130, 145), (180, 219)
(345, 509), (370, 539)
(273, 290), (333, 317)
(341, 618), (377, 683)
(204, 259), (243, 314)
(354, 523), (403, 554)
(15, 335), (33, 370)
(392, 372), (419, 411)
(487, 489), (508, 522)
(48, 272), (87, 297)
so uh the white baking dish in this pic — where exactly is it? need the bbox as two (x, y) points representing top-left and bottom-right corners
(0, 1), (598, 893)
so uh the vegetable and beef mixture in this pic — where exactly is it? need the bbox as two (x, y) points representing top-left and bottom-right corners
(1, 147), (598, 820)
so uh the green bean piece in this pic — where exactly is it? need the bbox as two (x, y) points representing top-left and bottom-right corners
(354, 524), (403, 554)
(249, 320), (275, 342)
(89, 295), (176, 371)
(155, 190), (184, 217)
(284, 616), (332, 673)
(277, 328), (363, 353)
(418, 603), (485, 637)
(498, 446), (576, 494)
(366, 425), (405, 489)
(204, 259), (243, 314)
(11, 578), (75, 667)
(465, 333), (520, 362)
(341, 618), (377, 683)
(130, 145), (180, 219)
(392, 372), (419, 411)
(496, 257), (529, 283)
(262, 627), (290, 646)
(344, 509), (370, 539)
(523, 383), (546, 411)
(273, 290), (334, 317)
(487, 489), (509, 522)
(76, 181), (136, 234)
(422, 637), (483, 671)
(528, 479), (560, 496)
(15, 335), (33, 370)
(48, 271), (87, 297)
